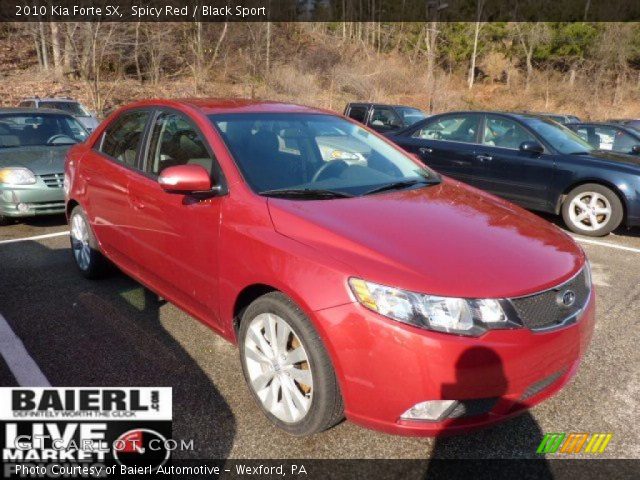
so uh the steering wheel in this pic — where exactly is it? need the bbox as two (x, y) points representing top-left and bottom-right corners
(47, 134), (75, 145)
(312, 160), (349, 183)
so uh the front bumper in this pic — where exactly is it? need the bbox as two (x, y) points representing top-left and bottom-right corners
(0, 183), (65, 218)
(313, 294), (595, 436)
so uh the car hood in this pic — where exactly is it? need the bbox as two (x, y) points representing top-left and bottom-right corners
(0, 146), (70, 174)
(586, 149), (640, 167)
(268, 180), (584, 299)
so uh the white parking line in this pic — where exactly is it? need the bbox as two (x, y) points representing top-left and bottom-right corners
(0, 231), (69, 245)
(571, 236), (640, 254)
(0, 313), (51, 386)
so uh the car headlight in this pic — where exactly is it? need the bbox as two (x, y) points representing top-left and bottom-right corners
(0, 167), (37, 185)
(349, 278), (516, 336)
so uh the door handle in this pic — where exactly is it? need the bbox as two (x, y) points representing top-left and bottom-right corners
(476, 154), (493, 162)
(419, 147), (433, 155)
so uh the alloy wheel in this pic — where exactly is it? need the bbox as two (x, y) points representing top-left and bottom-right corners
(70, 213), (91, 271)
(568, 192), (612, 232)
(243, 313), (313, 423)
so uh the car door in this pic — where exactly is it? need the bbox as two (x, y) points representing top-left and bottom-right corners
(395, 113), (482, 186)
(126, 109), (225, 327)
(83, 109), (151, 269)
(474, 114), (554, 210)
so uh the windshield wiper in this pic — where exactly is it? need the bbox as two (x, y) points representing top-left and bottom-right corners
(260, 188), (354, 199)
(363, 178), (438, 196)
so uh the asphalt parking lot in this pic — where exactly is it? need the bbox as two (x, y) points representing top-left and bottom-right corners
(0, 214), (638, 460)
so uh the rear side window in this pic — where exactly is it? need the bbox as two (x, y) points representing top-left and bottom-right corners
(347, 106), (368, 123)
(99, 111), (149, 168)
(146, 112), (214, 176)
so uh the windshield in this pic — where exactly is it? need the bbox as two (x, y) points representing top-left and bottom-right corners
(524, 117), (594, 154)
(40, 101), (91, 117)
(397, 107), (427, 125)
(0, 113), (88, 148)
(210, 113), (439, 197)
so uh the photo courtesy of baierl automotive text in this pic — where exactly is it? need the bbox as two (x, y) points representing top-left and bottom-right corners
(0, 0), (638, 478)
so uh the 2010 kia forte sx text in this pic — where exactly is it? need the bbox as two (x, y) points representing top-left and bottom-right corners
(64, 99), (595, 437)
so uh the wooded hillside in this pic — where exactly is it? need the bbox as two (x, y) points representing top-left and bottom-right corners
(0, 22), (639, 119)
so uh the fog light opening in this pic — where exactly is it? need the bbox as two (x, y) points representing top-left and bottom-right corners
(16, 202), (29, 213)
(400, 400), (459, 421)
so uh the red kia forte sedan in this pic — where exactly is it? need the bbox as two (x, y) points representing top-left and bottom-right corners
(64, 99), (595, 436)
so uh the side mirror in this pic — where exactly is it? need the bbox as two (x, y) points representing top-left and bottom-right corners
(519, 141), (544, 155)
(632, 145), (640, 155)
(158, 165), (214, 193)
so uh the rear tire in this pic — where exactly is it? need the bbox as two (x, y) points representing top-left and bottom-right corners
(562, 184), (623, 237)
(238, 292), (344, 436)
(69, 205), (108, 279)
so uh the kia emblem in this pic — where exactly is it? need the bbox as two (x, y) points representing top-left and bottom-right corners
(558, 290), (576, 307)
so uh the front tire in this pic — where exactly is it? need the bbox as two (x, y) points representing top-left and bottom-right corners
(69, 205), (108, 279)
(562, 184), (623, 237)
(238, 292), (344, 436)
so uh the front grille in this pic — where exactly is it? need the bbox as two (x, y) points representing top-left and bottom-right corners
(39, 173), (64, 188)
(520, 368), (567, 401)
(509, 269), (590, 331)
(30, 201), (65, 212)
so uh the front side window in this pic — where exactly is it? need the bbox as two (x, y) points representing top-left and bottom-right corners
(369, 107), (402, 131)
(146, 112), (214, 176)
(211, 113), (439, 196)
(412, 114), (480, 144)
(396, 107), (426, 126)
(100, 111), (149, 167)
(523, 116), (594, 155)
(482, 115), (537, 149)
(0, 113), (87, 148)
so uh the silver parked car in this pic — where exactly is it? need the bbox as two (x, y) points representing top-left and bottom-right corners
(18, 97), (100, 132)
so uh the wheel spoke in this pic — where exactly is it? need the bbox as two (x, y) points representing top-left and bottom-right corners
(284, 347), (307, 366)
(280, 378), (298, 422)
(275, 321), (291, 355)
(289, 366), (312, 386)
(251, 371), (273, 392)
(248, 324), (274, 359)
(263, 375), (280, 412)
(266, 314), (278, 354)
(287, 377), (311, 412)
(575, 211), (589, 222)
(588, 213), (599, 227)
(595, 206), (611, 215)
(244, 342), (271, 366)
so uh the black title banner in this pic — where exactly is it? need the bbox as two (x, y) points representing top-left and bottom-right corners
(1, 0), (640, 22)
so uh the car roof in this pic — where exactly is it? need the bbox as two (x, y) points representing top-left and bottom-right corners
(348, 102), (422, 109)
(427, 110), (550, 121)
(0, 107), (75, 115)
(21, 97), (79, 103)
(122, 98), (335, 116)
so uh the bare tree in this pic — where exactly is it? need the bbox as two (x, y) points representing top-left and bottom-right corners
(468, 0), (485, 90)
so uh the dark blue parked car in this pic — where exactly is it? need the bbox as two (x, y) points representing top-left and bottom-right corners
(388, 111), (640, 236)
